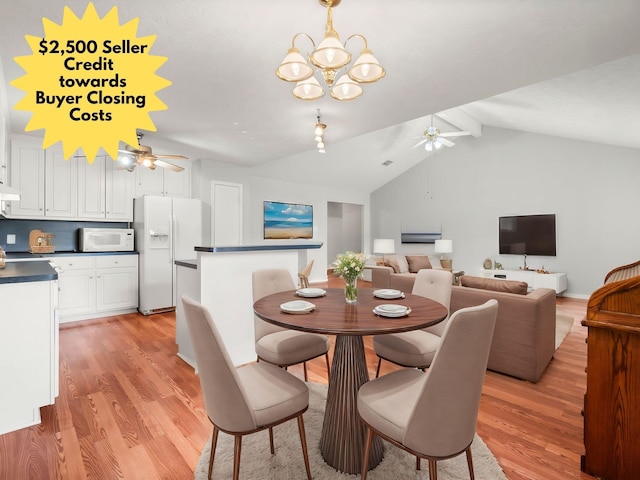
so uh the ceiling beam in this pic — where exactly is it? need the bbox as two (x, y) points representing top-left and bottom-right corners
(437, 108), (483, 137)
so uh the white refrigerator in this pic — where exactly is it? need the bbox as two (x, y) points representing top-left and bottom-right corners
(134, 196), (202, 315)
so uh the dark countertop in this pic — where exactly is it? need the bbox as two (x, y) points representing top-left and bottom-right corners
(195, 242), (323, 253)
(6, 251), (139, 260)
(0, 260), (58, 284)
(175, 259), (197, 269)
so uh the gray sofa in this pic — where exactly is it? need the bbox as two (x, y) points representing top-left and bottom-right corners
(371, 268), (557, 382)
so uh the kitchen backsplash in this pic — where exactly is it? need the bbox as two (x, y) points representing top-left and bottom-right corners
(0, 219), (128, 252)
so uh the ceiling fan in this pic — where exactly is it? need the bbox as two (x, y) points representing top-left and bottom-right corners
(411, 115), (472, 152)
(118, 133), (187, 172)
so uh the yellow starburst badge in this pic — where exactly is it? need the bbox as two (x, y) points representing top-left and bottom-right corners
(11, 2), (170, 163)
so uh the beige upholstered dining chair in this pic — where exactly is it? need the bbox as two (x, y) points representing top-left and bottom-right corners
(252, 268), (331, 381)
(358, 299), (499, 480)
(373, 268), (453, 376)
(298, 260), (314, 288)
(181, 295), (312, 480)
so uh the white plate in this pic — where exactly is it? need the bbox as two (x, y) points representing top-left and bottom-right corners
(280, 300), (315, 314)
(296, 288), (327, 298)
(373, 289), (404, 299)
(374, 304), (411, 318)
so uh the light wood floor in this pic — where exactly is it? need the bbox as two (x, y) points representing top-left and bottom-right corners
(0, 279), (595, 480)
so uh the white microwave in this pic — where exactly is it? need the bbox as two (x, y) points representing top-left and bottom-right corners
(79, 228), (134, 252)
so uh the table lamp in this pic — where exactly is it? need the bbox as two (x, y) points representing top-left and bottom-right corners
(435, 239), (453, 270)
(373, 238), (395, 264)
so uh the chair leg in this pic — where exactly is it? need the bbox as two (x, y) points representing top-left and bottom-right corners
(303, 361), (308, 381)
(361, 427), (374, 480)
(208, 426), (219, 479)
(233, 435), (242, 480)
(465, 445), (475, 480)
(416, 455), (421, 471)
(325, 353), (331, 382)
(268, 427), (275, 454)
(297, 415), (312, 480)
(428, 459), (438, 480)
(375, 357), (382, 378)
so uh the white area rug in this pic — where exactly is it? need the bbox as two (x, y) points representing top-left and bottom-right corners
(556, 314), (574, 349)
(194, 382), (507, 480)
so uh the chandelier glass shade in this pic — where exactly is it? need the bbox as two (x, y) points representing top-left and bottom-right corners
(314, 110), (326, 153)
(276, 1), (385, 101)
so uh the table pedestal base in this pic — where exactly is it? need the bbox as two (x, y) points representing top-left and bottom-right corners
(320, 335), (384, 474)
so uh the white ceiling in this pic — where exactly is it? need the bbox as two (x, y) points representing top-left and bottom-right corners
(1, 1), (639, 191)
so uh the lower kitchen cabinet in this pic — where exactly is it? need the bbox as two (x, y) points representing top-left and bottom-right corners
(51, 254), (138, 322)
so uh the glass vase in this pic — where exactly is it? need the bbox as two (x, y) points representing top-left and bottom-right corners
(344, 277), (358, 304)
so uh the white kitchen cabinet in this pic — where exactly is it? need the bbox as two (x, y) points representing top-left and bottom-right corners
(135, 161), (191, 198)
(96, 255), (138, 311)
(7, 136), (135, 221)
(105, 157), (135, 220)
(0, 278), (57, 434)
(6, 138), (45, 217)
(77, 154), (106, 218)
(51, 254), (138, 322)
(44, 146), (77, 218)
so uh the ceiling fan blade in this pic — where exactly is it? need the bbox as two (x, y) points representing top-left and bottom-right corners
(439, 131), (471, 137)
(439, 137), (456, 147)
(154, 159), (185, 172)
(412, 139), (428, 149)
(153, 154), (188, 160)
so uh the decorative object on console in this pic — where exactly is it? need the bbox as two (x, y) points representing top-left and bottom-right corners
(435, 239), (453, 270)
(483, 258), (493, 269)
(333, 251), (367, 304)
(29, 229), (55, 253)
(372, 238), (395, 264)
(275, 0), (385, 101)
(314, 109), (327, 153)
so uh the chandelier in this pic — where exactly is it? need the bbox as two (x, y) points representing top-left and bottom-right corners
(275, 0), (385, 101)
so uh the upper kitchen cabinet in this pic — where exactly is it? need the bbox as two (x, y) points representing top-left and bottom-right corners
(77, 151), (135, 221)
(134, 161), (191, 198)
(6, 136), (135, 222)
(5, 137), (76, 219)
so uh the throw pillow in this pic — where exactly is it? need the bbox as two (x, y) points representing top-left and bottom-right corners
(460, 275), (529, 295)
(383, 255), (400, 273)
(406, 255), (432, 273)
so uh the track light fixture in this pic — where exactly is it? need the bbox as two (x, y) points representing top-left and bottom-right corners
(276, 0), (385, 101)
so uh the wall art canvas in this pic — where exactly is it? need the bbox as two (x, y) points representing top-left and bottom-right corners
(263, 201), (313, 239)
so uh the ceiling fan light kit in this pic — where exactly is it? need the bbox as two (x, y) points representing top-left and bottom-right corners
(411, 114), (472, 152)
(276, 0), (385, 101)
(117, 133), (188, 172)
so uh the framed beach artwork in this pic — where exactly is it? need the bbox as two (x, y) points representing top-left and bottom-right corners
(263, 201), (313, 239)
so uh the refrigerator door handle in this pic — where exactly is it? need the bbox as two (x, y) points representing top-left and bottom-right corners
(169, 214), (175, 262)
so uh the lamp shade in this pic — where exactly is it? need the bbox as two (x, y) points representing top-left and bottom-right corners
(434, 239), (453, 254)
(276, 47), (314, 82)
(348, 48), (386, 83)
(373, 238), (395, 255)
(330, 74), (363, 100)
(292, 76), (325, 100)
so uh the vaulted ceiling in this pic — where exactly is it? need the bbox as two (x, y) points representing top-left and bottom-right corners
(1, 1), (639, 191)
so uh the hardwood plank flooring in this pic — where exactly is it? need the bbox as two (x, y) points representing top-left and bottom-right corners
(0, 280), (595, 480)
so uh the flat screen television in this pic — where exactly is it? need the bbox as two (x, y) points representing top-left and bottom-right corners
(499, 214), (556, 256)
(263, 201), (313, 239)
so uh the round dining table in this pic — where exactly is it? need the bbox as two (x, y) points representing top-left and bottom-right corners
(253, 287), (448, 474)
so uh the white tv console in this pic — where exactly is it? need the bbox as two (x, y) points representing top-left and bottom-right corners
(480, 269), (567, 294)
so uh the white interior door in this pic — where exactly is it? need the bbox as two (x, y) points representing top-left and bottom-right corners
(211, 181), (243, 246)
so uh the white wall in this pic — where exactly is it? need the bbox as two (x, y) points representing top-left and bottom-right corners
(194, 161), (370, 283)
(371, 126), (640, 297)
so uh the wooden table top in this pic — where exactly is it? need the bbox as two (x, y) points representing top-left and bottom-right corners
(253, 287), (448, 336)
